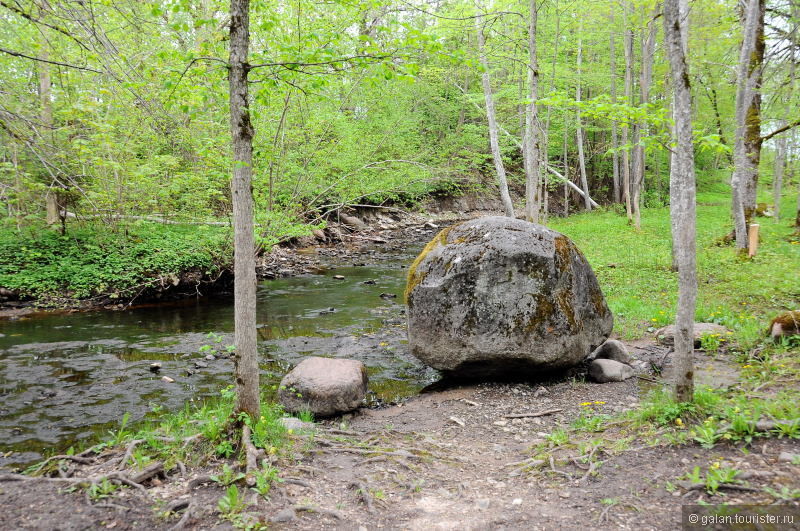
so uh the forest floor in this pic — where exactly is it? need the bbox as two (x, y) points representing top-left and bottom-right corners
(2, 340), (798, 530)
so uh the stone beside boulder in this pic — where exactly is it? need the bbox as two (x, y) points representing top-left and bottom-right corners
(589, 359), (634, 383)
(278, 357), (368, 417)
(654, 323), (729, 348)
(405, 216), (613, 377)
(768, 310), (800, 341)
(587, 339), (632, 365)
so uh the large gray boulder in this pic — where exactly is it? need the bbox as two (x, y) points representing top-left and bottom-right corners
(405, 216), (613, 377)
(278, 357), (368, 417)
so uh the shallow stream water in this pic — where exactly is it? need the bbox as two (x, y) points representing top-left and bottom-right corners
(0, 240), (436, 468)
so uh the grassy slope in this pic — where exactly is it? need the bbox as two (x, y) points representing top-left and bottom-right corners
(549, 182), (799, 343)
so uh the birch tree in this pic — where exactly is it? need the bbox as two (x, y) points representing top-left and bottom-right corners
(575, 23), (591, 211)
(632, 8), (658, 230)
(664, 0), (697, 403)
(476, 10), (515, 218)
(229, 0), (260, 418)
(610, 9), (621, 204)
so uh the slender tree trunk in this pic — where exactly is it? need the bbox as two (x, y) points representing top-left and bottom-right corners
(622, 6), (634, 221)
(563, 127), (569, 216)
(610, 10), (621, 203)
(229, 0), (260, 418)
(669, 0), (688, 270)
(38, 31), (59, 226)
(731, 0), (762, 250)
(664, 0), (697, 403)
(632, 9), (657, 230)
(476, 14), (515, 218)
(523, 0), (541, 222)
(575, 25), (591, 211)
(741, 0), (766, 224)
(773, 123), (787, 222)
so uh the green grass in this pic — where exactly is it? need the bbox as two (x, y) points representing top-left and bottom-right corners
(549, 177), (799, 342)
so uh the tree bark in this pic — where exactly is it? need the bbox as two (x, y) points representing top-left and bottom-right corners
(663, 0), (697, 403)
(476, 13), (515, 218)
(229, 0), (260, 419)
(575, 25), (591, 211)
(610, 9), (621, 204)
(622, 5), (634, 221)
(731, 0), (763, 249)
(37, 10), (58, 226)
(670, 0), (688, 270)
(523, 0), (541, 222)
(741, 0), (766, 224)
(773, 122), (786, 222)
(632, 9), (657, 230)
(563, 126), (569, 216)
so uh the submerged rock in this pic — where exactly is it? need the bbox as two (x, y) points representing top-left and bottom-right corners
(278, 357), (368, 417)
(405, 216), (613, 377)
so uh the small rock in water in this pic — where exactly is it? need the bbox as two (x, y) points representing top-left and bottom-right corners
(363, 279), (377, 285)
(194, 361), (209, 369)
(161, 376), (175, 383)
(332, 275), (345, 280)
(379, 292), (397, 299)
(204, 354), (216, 361)
(149, 363), (162, 373)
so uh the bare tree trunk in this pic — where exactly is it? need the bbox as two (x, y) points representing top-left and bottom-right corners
(773, 122), (787, 221)
(663, 0), (697, 403)
(229, 0), (260, 418)
(622, 6), (634, 221)
(741, 0), (766, 224)
(632, 9), (657, 230)
(610, 9), (621, 203)
(476, 14), (515, 218)
(731, 0), (762, 249)
(38, 30), (59, 226)
(669, 0), (688, 270)
(563, 127), (569, 216)
(523, 0), (541, 222)
(575, 25), (591, 211)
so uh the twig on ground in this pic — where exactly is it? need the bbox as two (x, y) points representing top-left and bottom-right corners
(503, 408), (563, 419)
(29, 454), (94, 472)
(283, 477), (313, 488)
(187, 475), (214, 491)
(294, 504), (344, 519)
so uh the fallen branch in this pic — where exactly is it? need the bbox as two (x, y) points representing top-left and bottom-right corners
(548, 456), (572, 479)
(503, 408), (562, 419)
(187, 475), (214, 490)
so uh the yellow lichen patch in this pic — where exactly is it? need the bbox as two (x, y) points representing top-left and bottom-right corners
(404, 225), (455, 305)
(553, 236), (572, 274)
(555, 289), (578, 331)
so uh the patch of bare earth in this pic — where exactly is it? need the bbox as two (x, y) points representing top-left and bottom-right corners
(2, 343), (798, 530)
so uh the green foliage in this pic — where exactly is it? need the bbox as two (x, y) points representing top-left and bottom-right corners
(682, 463), (742, 495)
(0, 222), (230, 302)
(217, 485), (248, 517)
